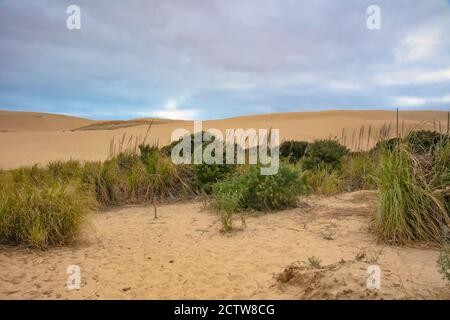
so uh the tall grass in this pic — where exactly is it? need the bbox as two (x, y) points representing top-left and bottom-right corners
(0, 175), (94, 248)
(0, 143), (195, 247)
(374, 137), (450, 244)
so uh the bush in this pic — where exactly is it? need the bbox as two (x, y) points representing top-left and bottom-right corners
(0, 177), (93, 248)
(372, 130), (448, 155)
(194, 163), (235, 194)
(302, 140), (348, 170)
(280, 140), (308, 163)
(407, 130), (448, 155)
(211, 164), (308, 230)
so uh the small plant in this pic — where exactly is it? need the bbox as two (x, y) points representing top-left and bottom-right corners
(280, 140), (308, 163)
(437, 244), (450, 283)
(302, 139), (349, 170)
(307, 256), (322, 269)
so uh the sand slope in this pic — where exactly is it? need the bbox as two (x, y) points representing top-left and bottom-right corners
(0, 191), (448, 299)
(0, 110), (92, 132)
(0, 110), (448, 168)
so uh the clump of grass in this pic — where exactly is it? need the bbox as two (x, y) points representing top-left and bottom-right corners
(0, 141), (196, 248)
(437, 243), (450, 284)
(307, 256), (322, 269)
(306, 167), (341, 196)
(339, 152), (378, 192)
(86, 149), (194, 207)
(0, 176), (94, 249)
(374, 138), (450, 244)
(47, 160), (82, 182)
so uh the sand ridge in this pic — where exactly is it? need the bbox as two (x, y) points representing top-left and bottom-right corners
(0, 110), (92, 132)
(0, 110), (448, 169)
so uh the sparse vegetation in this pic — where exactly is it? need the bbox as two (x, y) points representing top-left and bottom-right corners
(437, 244), (450, 284)
(307, 256), (322, 269)
(1, 123), (448, 248)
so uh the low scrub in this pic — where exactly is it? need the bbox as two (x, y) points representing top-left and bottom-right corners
(280, 140), (308, 163)
(211, 164), (308, 230)
(302, 140), (348, 170)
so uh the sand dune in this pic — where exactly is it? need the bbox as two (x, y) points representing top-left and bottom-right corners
(0, 110), (92, 132)
(1, 191), (448, 299)
(0, 109), (448, 168)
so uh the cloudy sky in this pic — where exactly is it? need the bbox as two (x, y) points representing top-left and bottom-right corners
(0, 0), (449, 120)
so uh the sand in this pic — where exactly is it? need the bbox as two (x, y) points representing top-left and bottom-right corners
(0, 110), (449, 299)
(0, 191), (448, 300)
(0, 110), (448, 168)
(0, 110), (92, 133)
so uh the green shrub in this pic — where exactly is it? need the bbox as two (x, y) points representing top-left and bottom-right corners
(302, 140), (348, 170)
(194, 164), (235, 194)
(407, 130), (448, 155)
(280, 140), (308, 163)
(372, 130), (448, 155)
(211, 164), (307, 221)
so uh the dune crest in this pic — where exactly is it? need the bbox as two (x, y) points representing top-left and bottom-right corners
(0, 110), (92, 132)
(0, 109), (448, 169)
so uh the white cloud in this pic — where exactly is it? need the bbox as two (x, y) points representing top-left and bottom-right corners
(393, 95), (450, 107)
(393, 96), (427, 106)
(395, 29), (441, 63)
(134, 98), (198, 120)
(325, 80), (363, 91)
(374, 68), (450, 86)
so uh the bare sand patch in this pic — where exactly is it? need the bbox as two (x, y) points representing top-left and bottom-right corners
(0, 191), (448, 300)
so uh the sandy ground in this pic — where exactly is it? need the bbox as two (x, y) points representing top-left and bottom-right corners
(1, 191), (448, 300)
(0, 110), (448, 168)
(0, 110), (92, 132)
